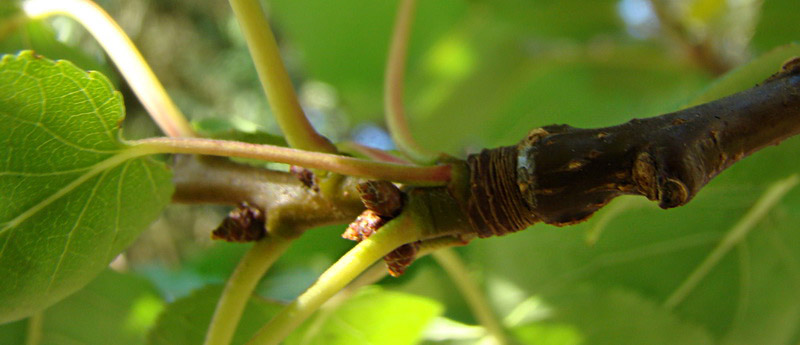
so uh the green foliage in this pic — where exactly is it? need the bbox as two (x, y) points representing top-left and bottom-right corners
(147, 285), (282, 345)
(0, 52), (173, 322)
(688, 43), (800, 106)
(0, 269), (163, 345)
(147, 285), (440, 345)
(284, 287), (443, 345)
(0, 3), (114, 81)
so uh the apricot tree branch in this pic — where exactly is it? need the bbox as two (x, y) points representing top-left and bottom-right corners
(463, 58), (800, 237)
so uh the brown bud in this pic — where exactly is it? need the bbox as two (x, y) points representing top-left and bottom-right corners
(342, 209), (387, 242)
(290, 166), (318, 191)
(211, 202), (266, 242)
(384, 242), (420, 277)
(357, 181), (403, 217)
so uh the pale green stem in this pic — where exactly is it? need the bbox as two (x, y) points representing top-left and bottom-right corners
(385, 0), (439, 164)
(432, 248), (509, 345)
(337, 141), (410, 164)
(25, 312), (43, 345)
(130, 137), (451, 185)
(663, 174), (799, 309)
(246, 213), (420, 345)
(204, 236), (292, 345)
(228, 0), (336, 153)
(22, 0), (195, 138)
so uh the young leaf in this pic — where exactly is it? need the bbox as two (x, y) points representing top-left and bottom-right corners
(0, 51), (173, 322)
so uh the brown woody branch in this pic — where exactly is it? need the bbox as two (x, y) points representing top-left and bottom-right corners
(464, 58), (800, 237)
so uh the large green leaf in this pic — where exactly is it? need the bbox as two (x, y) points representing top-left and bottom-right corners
(0, 51), (173, 322)
(0, 269), (164, 345)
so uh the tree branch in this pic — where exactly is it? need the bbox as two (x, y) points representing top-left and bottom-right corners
(171, 156), (365, 238)
(464, 58), (800, 236)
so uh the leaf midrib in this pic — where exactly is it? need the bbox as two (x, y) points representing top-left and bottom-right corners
(0, 145), (156, 236)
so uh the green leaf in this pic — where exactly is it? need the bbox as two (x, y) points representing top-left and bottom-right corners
(192, 118), (288, 147)
(0, 4), (115, 83)
(519, 285), (713, 345)
(0, 51), (173, 322)
(267, 0), (468, 123)
(146, 285), (283, 345)
(751, 0), (800, 52)
(686, 43), (800, 107)
(0, 269), (164, 344)
(285, 286), (443, 345)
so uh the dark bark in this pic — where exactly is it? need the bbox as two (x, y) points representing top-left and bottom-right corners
(464, 58), (800, 237)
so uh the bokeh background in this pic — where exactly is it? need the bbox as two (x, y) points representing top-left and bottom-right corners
(2, 0), (800, 344)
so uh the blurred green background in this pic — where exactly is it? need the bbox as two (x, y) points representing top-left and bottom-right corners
(2, 0), (800, 344)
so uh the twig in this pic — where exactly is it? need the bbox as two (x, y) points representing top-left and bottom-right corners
(462, 63), (800, 236)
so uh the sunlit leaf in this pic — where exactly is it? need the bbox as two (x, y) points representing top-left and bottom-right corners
(285, 286), (443, 345)
(0, 51), (173, 322)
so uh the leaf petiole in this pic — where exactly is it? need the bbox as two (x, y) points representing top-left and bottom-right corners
(227, 0), (337, 154)
(22, 0), (195, 138)
(245, 213), (422, 345)
(384, 0), (440, 164)
(203, 236), (292, 345)
(130, 137), (451, 185)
